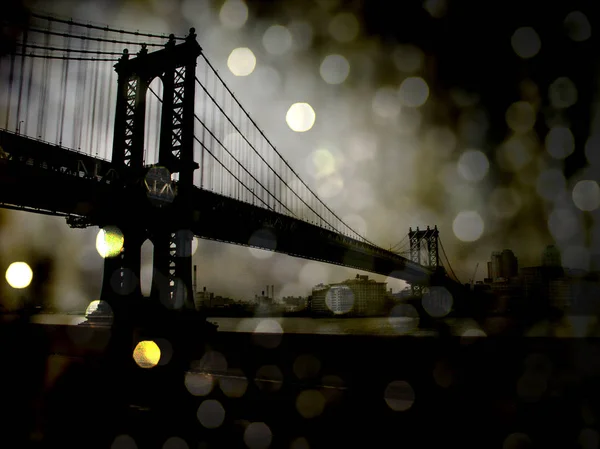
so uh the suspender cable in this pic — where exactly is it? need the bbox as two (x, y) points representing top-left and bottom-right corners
(74, 29), (89, 150)
(37, 24), (50, 140)
(96, 31), (107, 159)
(220, 81), (225, 195)
(57, 23), (71, 145)
(24, 43), (34, 137)
(145, 80), (151, 164)
(5, 51), (16, 129)
(195, 75), (348, 237)
(199, 63), (207, 189)
(199, 55), (371, 244)
(15, 29), (28, 134)
(103, 41), (115, 160)
(148, 84), (291, 214)
(90, 42), (100, 157)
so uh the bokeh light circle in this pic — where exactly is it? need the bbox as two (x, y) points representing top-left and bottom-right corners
(219, 0), (248, 29)
(133, 340), (161, 368)
(325, 285), (354, 315)
(5, 261), (33, 289)
(320, 54), (350, 85)
(398, 76), (429, 107)
(384, 380), (415, 411)
(546, 126), (575, 159)
(296, 389), (326, 419)
(96, 226), (124, 258)
(328, 12), (359, 42)
(452, 211), (484, 242)
(564, 11), (592, 42)
(162, 437), (188, 449)
(227, 47), (256, 76)
(197, 399), (226, 429)
(505, 101), (536, 133)
(457, 149), (489, 182)
(286, 103), (316, 132)
(422, 287), (453, 318)
(511, 27), (541, 59)
(290, 437), (310, 449)
(185, 371), (214, 396)
(243, 422), (272, 449)
(549, 77), (578, 109)
(572, 180), (600, 211)
(111, 434), (137, 449)
(262, 25), (292, 55)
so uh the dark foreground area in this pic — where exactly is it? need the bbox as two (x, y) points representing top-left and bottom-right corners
(2, 319), (600, 449)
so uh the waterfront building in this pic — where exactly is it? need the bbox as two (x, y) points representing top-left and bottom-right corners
(311, 274), (387, 317)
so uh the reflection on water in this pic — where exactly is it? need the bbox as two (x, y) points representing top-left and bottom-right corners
(32, 313), (438, 335)
(210, 316), (439, 336)
(31, 314), (87, 326)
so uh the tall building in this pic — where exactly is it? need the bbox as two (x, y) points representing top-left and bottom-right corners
(195, 287), (213, 310)
(542, 245), (562, 267)
(487, 250), (518, 281)
(488, 251), (502, 280)
(501, 249), (518, 279)
(310, 274), (387, 317)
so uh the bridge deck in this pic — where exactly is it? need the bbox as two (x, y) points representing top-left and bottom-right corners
(0, 130), (434, 285)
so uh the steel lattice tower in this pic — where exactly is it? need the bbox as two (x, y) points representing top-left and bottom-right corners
(408, 225), (439, 296)
(100, 29), (201, 313)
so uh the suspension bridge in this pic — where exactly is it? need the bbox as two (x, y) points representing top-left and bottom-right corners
(0, 11), (464, 315)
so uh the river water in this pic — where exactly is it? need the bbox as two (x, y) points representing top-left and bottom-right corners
(30, 314), (490, 337)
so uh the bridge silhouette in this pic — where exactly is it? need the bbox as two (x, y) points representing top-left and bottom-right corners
(0, 12), (463, 315)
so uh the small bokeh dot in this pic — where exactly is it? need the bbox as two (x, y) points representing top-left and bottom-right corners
(290, 437), (310, 449)
(111, 435), (138, 449)
(243, 422), (273, 449)
(511, 27), (541, 59)
(197, 399), (226, 429)
(384, 380), (415, 411)
(296, 390), (326, 419)
(162, 436), (189, 449)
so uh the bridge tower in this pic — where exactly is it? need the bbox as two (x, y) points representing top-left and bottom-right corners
(408, 225), (440, 296)
(100, 29), (201, 314)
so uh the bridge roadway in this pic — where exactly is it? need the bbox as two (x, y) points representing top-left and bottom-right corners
(0, 130), (438, 286)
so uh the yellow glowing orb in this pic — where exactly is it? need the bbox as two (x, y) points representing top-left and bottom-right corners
(96, 226), (124, 258)
(133, 340), (161, 368)
(5, 261), (33, 289)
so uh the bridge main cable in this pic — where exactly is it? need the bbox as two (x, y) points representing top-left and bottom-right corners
(9, 52), (117, 62)
(13, 43), (123, 56)
(28, 28), (166, 47)
(198, 54), (376, 246)
(30, 12), (185, 41)
(439, 237), (460, 283)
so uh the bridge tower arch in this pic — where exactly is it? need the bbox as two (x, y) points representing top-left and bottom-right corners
(408, 225), (440, 296)
(100, 29), (201, 312)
